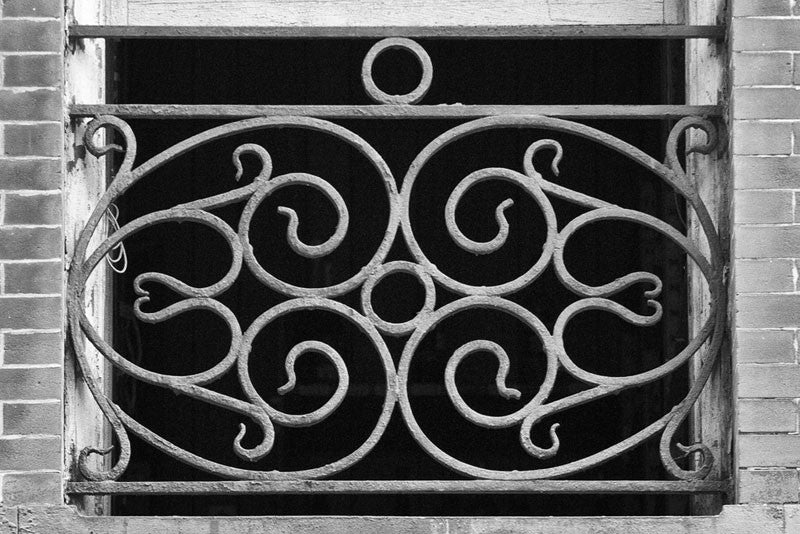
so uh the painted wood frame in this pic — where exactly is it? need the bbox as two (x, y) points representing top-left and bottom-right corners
(86, 0), (685, 27)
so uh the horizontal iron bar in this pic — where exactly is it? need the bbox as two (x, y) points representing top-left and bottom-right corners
(70, 104), (723, 120)
(67, 480), (731, 496)
(69, 25), (725, 40)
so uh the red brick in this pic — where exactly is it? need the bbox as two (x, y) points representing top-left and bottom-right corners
(795, 55), (800, 85)
(732, 0), (791, 16)
(2, 402), (60, 435)
(739, 469), (800, 503)
(737, 294), (800, 328)
(735, 259), (794, 293)
(0, 20), (60, 52)
(3, 193), (61, 226)
(733, 122), (793, 155)
(737, 329), (796, 363)
(2, 55), (60, 88)
(3, 331), (60, 365)
(0, 227), (60, 259)
(734, 156), (800, 189)
(795, 123), (800, 155)
(1, 472), (61, 505)
(0, 437), (59, 470)
(735, 88), (800, 120)
(0, 90), (60, 121)
(0, 159), (60, 191)
(2, 0), (61, 18)
(0, 367), (60, 400)
(738, 364), (800, 397)
(0, 296), (61, 329)
(4, 262), (62, 294)
(733, 52), (794, 86)
(740, 434), (800, 467)
(733, 19), (800, 51)
(735, 226), (800, 259)
(2, 124), (61, 158)
(739, 399), (797, 432)
(734, 191), (793, 224)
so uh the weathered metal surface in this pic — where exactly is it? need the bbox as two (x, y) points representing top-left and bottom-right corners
(66, 39), (726, 492)
(66, 480), (730, 495)
(69, 104), (724, 120)
(68, 24), (726, 39)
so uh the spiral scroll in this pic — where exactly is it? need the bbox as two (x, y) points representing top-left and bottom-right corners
(69, 112), (724, 483)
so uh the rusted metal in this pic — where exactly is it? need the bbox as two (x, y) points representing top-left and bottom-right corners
(68, 24), (726, 39)
(67, 38), (726, 492)
(66, 480), (731, 496)
(69, 104), (723, 120)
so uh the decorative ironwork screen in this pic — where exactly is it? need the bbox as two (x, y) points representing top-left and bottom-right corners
(67, 37), (726, 497)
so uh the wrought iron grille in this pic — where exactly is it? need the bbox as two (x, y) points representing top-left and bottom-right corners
(67, 37), (727, 497)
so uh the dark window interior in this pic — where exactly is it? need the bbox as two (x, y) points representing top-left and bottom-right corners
(110, 39), (692, 516)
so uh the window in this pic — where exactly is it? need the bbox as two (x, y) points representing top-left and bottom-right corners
(65, 9), (729, 519)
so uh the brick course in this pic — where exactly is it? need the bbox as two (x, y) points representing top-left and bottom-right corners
(735, 259), (794, 293)
(735, 226), (800, 259)
(739, 470), (800, 503)
(733, 0), (800, 505)
(3, 194), (62, 226)
(735, 88), (800, 120)
(738, 295), (800, 329)
(1, 472), (61, 505)
(736, 329), (796, 364)
(733, 53), (793, 86)
(731, 0), (792, 16)
(738, 399), (797, 433)
(2, 332), (60, 365)
(4, 261), (62, 294)
(732, 121), (793, 155)
(2, 55), (61, 88)
(0, 20), (61, 52)
(0, 368), (61, 401)
(734, 191), (794, 225)
(0, 160), (60, 191)
(2, 403), (60, 435)
(734, 156), (800, 190)
(0, 228), (61, 260)
(0, 90), (60, 122)
(1, 0), (61, 18)
(739, 365), (800, 398)
(739, 435), (800, 468)
(2, 124), (62, 158)
(732, 19), (800, 51)
(0, 437), (60, 471)
(0, 0), (63, 507)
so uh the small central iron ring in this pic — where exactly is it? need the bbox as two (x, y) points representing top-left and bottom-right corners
(361, 261), (436, 336)
(361, 38), (433, 105)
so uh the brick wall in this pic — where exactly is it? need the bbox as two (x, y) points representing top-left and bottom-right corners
(0, 0), (64, 506)
(732, 0), (800, 504)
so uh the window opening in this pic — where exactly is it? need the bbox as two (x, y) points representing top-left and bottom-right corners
(66, 36), (727, 517)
